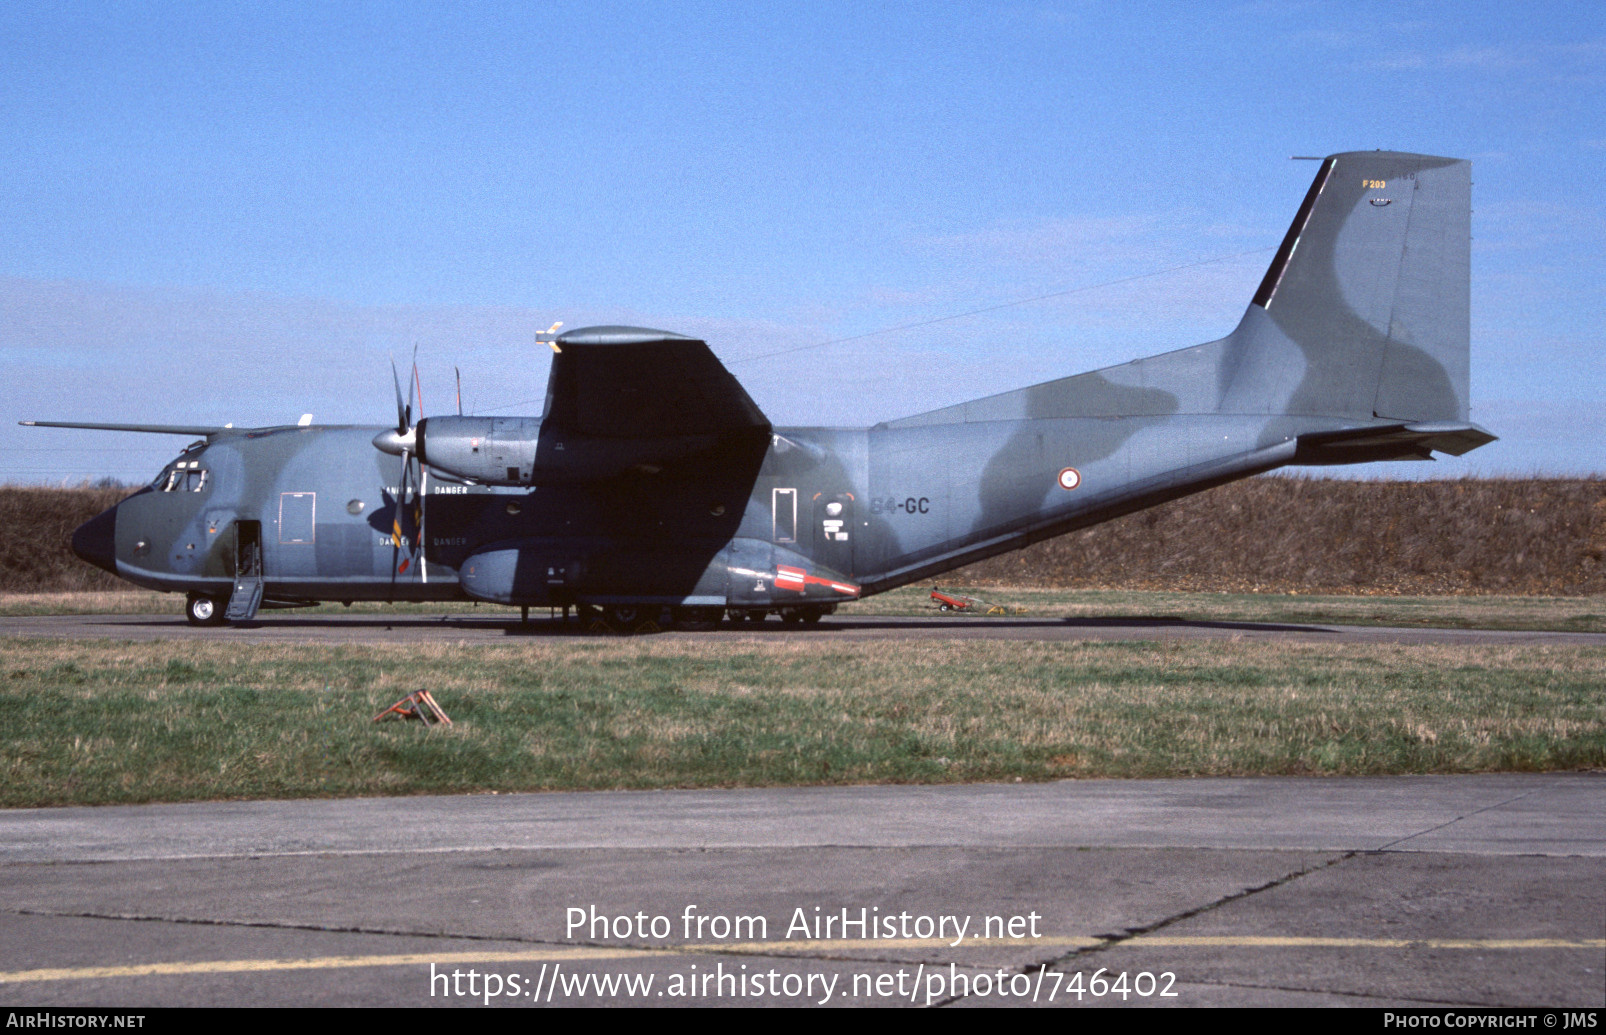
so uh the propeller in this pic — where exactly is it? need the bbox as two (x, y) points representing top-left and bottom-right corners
(375, 347), (425, 583)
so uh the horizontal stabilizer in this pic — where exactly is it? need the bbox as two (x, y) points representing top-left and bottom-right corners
(1295, 421), (1496, 464)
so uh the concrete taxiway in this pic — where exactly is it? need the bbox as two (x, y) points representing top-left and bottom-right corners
(5, 611), (1606, 646)
(2, 776), (1603, 1007)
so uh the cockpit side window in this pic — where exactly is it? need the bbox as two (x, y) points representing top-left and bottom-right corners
(157, 458), (209, 493)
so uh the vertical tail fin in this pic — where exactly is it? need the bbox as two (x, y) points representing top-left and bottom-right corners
(1220, 151), (1471, 422)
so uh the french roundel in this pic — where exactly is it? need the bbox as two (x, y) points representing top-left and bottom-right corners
(1057, 467), (1081, 491)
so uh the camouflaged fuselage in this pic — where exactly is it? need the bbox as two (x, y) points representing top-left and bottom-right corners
(60, 151), (1494, 616)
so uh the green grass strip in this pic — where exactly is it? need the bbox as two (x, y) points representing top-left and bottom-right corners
(3, 638), (1603, 807)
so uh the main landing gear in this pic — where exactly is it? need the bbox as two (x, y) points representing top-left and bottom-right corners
(671, 606), (724, 631)
(735, 605), (832, 626)
(601, 604), (654, 633)
(778, 606), (826, 625)
(566, 602), (835, 633)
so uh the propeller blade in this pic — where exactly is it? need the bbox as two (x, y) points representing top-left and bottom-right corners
(391, 448), (411, 548)
(392, 446), (417, 575)
(410, 343), (421, 426)
(455, 366), (462, 416)
(389, 357), (408, 434)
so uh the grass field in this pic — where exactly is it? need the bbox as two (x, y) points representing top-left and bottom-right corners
(5, 586), (1604, 633)
(3, 635), (1602, 807)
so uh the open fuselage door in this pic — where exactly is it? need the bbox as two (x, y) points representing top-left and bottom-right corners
(226, 519), (265, 621)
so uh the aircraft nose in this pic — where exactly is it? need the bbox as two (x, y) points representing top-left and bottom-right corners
(71, 505), (118, 575)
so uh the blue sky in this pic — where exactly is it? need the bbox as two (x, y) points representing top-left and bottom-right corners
(3, 1), (1602, 483)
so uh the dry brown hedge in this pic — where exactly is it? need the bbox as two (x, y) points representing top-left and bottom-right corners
(5, 478), (1604, 597)
(0, 485), (135, 593)
(950, 476), (1606, 596)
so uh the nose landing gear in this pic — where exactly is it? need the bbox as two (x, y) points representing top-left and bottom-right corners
(185, 592), (229, 626)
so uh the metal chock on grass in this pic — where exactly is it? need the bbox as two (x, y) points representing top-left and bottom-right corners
(929, 586), (1026, 616)
(373, 689), (452, 727)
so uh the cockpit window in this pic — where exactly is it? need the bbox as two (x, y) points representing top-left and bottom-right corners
(156, 458), (209, 493)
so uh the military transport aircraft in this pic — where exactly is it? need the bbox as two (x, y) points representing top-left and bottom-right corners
(25, 150), (1494, 629)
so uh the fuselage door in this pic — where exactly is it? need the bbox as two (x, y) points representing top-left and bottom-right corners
(235, 520), (262, 577)
(772, 487), (797, 543)
(227, 520), (265, 622)
(279, 491), (316, 544)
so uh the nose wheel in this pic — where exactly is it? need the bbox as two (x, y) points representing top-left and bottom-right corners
(185, 592), (229, 626)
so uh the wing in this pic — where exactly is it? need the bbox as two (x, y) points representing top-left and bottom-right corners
(20, 420), (229, 436)
(540, 326), (769, 439)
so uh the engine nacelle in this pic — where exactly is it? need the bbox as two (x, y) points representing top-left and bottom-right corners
(411, 415), (716, 486)
(415, 416), (538, 486)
